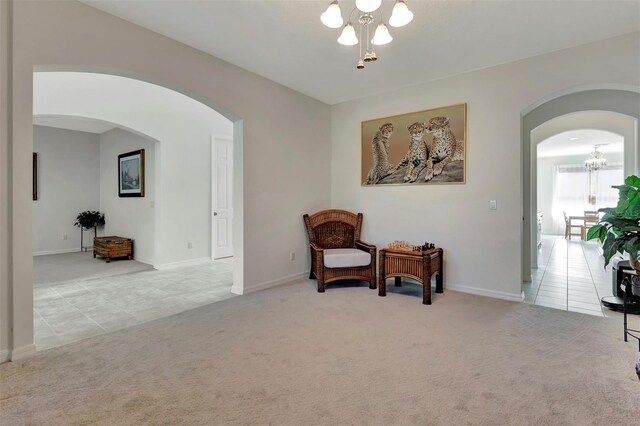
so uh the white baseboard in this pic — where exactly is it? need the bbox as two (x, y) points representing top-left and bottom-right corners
(133, 257), (154, 266)
(0, 349), (10, 363)
(154, 257), (212, 270)
(33, 248), (79, 256)
(232, 272), (306, 295)
(9, 343), (36, 361)
(446, 283), (525, 302)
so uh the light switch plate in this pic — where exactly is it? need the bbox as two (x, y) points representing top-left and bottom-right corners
(489, 200), (497, 210)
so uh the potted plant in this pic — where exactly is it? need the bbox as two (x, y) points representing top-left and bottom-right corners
(74, 211), (105, 252)
(587, 175), (640, 296)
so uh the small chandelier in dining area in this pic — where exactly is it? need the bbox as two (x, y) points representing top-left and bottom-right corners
(321, 0), (414, 69)
(584, 145), (607, 171)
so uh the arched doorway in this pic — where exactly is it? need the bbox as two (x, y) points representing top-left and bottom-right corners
(8, 66), (246, 359)
(528, 124), (626, 314)
(521, 88), (640, 288)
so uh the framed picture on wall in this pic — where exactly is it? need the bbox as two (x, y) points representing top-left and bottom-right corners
(361, 103), (466, 186)
(33, 152), (38, 201)
(118, 149), (145, 197)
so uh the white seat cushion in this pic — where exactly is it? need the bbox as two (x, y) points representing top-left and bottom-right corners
(323, 248), (371, 268)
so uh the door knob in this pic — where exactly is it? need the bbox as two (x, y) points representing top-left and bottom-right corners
(214, 212), (218, 216)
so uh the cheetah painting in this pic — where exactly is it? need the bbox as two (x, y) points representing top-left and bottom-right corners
(361, 103), (466, 185)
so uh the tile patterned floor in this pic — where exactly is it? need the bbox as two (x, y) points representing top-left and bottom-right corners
(524, 235), (614, 317)
(34, 258), (235, 351)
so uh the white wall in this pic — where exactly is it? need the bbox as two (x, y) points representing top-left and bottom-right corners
(32, 125), (100, 255)
(537, 152), (624, 235)
(99, 128), (156, 265)
(3, 0), (332, 358)
(331, 32), (640, 301)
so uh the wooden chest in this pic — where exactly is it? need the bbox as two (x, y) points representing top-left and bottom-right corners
(93, 236), (133, 263)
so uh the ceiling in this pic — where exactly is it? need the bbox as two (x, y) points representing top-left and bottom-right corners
(33, 116), (116, 134)
(537, 129), (624, 158)
(81, 0), (640, 105)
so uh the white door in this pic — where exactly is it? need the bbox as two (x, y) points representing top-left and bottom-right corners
(212, 136), (233, 259)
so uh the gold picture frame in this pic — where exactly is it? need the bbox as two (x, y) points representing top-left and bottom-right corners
(361, 103), (466, 186)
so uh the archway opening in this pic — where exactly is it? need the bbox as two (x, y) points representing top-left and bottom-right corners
(30, 70), (244, 350)
(526, 123), (624, 316)
(521, 88), (640, 316)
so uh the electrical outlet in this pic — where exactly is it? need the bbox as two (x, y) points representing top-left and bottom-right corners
(187, 242), (193, 249)
(290, 251), (295, 261)
(489, 200), (497, 210)
(63, 234), (68, 240)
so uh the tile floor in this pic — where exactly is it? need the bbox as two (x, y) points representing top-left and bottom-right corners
(34, 257), (235, 350)
(524, 235), (614, 317)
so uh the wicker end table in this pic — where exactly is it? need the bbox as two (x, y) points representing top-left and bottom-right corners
(378, 247), (443, 305)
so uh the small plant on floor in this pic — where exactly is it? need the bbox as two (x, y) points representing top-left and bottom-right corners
(74, 211), (105, 251)
(586, 175), (640, 275)
(74, 211), (106, 230)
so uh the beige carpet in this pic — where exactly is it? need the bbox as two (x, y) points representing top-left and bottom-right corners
(1, 279), (639, 425)
(34, 251), (153, 286)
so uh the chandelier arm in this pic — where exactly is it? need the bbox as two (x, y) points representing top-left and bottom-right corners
(348, 7), (359, 22)
(359, 23), (363, 59)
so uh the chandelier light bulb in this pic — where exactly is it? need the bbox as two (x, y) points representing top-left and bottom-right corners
(372, 22), (393, 45)
(357, 59), (365, 69)
(355, 0), (382, 13)
(321, 1), (343, 29)
(338, 23), (359, 46)
(389, 1), (414, 27)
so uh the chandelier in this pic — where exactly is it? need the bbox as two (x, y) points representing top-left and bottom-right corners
(584, 145), (607, 171)
(585, 145), (607, 206)
(321, 0), (414, 69)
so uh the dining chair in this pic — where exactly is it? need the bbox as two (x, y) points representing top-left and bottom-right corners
(584, 210), (600, 236)
(564, 211), (585, 240)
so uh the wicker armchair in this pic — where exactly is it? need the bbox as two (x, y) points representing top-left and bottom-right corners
(303, 209), (377, 293)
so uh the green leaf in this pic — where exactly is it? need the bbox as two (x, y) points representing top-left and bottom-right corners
(616, 197), (631, 215)
(625, 175), (640, 188)
(626, 237), (639, 260)
(586, 224), (604, 241)
(601, 216), (636, 229)
(603, 232), (618, 267)
(623, 190), (640, 217)
(599, 228), (609, 243)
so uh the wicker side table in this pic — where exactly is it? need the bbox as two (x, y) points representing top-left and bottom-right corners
(378, 248), (443, 305)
